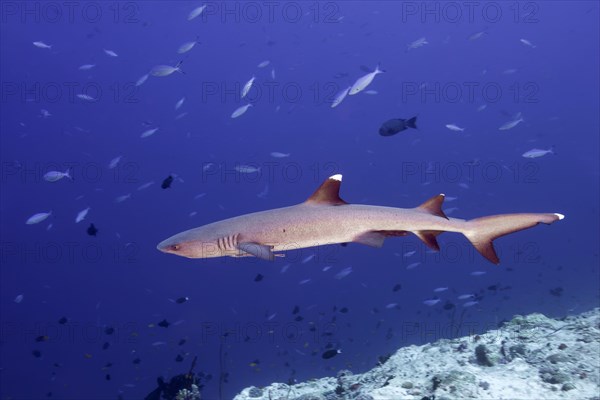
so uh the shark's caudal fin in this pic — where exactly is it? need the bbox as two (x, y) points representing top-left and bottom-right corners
(463, 213), (564, 264)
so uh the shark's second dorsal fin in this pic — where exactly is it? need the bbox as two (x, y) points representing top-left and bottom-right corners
(417, 194), (448, 219)
(305, 174), (348, 206)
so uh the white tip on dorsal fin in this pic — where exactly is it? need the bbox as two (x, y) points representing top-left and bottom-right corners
(554, 213), (565, 220)
(305, 174), (347, 206)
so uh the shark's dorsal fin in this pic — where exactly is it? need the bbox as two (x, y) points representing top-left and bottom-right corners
(417, 194), (448, 219)
(305, 174), (348, 206)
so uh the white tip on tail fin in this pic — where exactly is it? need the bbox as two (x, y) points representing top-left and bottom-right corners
(329, 174), (342, 181)
(554, 213), (565, 220)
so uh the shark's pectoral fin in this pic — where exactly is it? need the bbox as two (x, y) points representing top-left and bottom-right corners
(237, 242), (275, 261)
(414, 230), (444, 251)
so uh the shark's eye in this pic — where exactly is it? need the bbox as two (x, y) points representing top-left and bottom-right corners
(170, 244), (181, 251)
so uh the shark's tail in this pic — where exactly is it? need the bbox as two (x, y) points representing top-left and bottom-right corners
(462, 213), (564, 264)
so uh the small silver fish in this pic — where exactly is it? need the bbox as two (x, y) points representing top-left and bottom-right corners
(445, 124), (465, 132)
(520, 38), (536, 48)
(349, 66), (384, 95)
(77, 94), (96, 102)
(78, 64), (96, 70)
(406, 262), (420, 270)
(26, 211), (52, 225)
(135, 74), (149, 87)
(33, 41), (52, 49)
(241, 76), (256, 98)
(522, 147), (554, 159)
(103, 49), (118, 57)
(331, 86), (350, 108)
(334, 266), (353, 280)
(433, 287), (448, 293)
(44, 169), (71, 182)
(188, 4), (207, 20)
(231, 103), (252, 118)
(175, 97), (185, 110)
(257, 60), (270, 68)
(406, 37), (428, 51)
(140, 127), (159, 138)
(151, 62), (183, 77)
(499, 117), (524, 131)
(470, 271), (487, 276)
(137, 181), (155, 190)
(235, 165), (260, 174)
(270, 152), (290, 158)
(75, 207), (90, 223)
(114, 193), (131, 203)
(423, 298), (441, 306)
(178, 39), (198, 54)
(108, 156), (122, 169)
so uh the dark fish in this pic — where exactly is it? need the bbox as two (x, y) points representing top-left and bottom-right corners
(392, 283), (402, 292)
(158, 319), (170, 328)
(379, 116), (418, 136)
(161, 175), (174, 189)
(176, 296), (189, 304)
(105, 374), (111, 381)
(550, 287), (563, 297)
(132, 358), (141, 364)
(87, 223), (98, 236)
(322, 349), (341, 359)
(32, 349), (42, 358)
(104, 326), (115, 335)
(35, 335), (48, 342)
(178, 338), (186, 346)
(254, 273), (264, 282)
(175, 354), (184, 362)
(58, 317), (68, 324)
(292, 305), (300, 314)
(339, 307), (349, 314)
(102, 342), (110, 350)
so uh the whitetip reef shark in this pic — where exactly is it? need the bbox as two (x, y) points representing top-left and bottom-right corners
(157, 174), (564, 264)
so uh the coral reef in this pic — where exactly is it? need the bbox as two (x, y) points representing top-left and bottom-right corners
(235, 309), (600, 400)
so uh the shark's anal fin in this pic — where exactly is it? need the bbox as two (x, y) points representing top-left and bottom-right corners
(417, 194), (448, 219)
(354, 230), (409, 248)
(414, 230), (444, 251)
(237, 242), (275, 261)
(305, 174), (348, 206)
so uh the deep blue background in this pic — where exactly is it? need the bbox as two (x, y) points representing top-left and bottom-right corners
(1, 1), (598, 399)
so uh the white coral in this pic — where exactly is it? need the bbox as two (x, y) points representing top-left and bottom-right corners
(176, 384), (201, 400)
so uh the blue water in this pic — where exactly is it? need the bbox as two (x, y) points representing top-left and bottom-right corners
(1, 2), (598, 399)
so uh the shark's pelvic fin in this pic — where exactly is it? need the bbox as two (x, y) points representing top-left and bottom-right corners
(353, 231), (387, 247)
(417, 194), (448, 219)
(305, 174), (348, 206)
(354, 230), (409, 248)
(414, 230), (444, 251)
